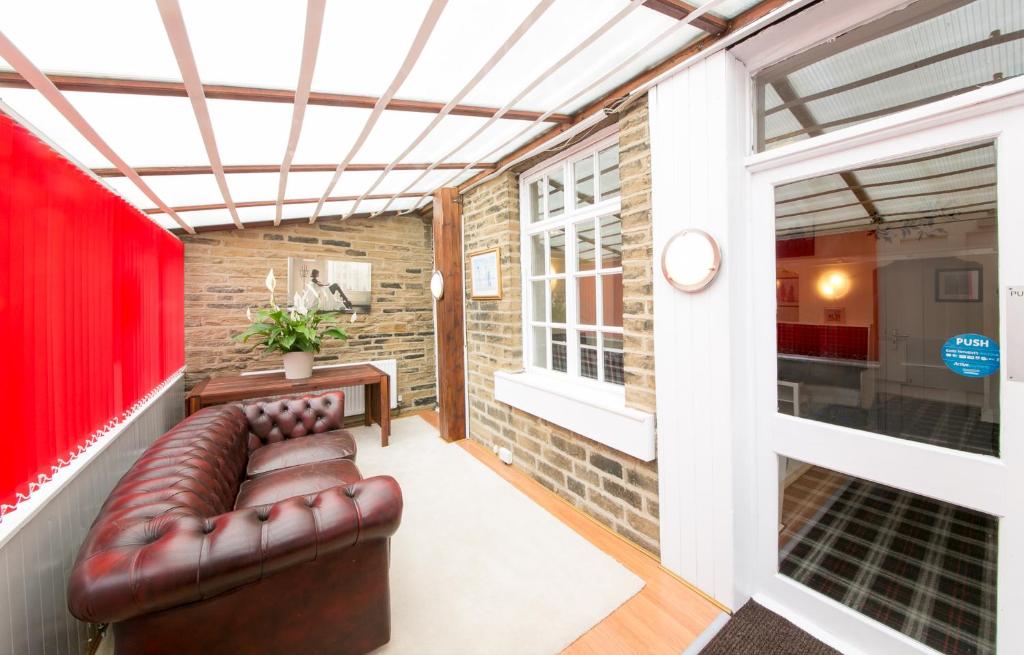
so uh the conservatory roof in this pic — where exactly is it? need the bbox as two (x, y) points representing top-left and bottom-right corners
(0, 0), (775, 232)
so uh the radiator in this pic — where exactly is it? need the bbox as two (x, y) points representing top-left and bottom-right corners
(239, 358), (398, 416)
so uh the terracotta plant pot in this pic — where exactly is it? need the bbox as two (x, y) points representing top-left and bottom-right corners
(282, 351), (314, 379)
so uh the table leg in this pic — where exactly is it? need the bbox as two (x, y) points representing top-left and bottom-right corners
(364, 384), (374, 426)
(379, 374), (390, 447)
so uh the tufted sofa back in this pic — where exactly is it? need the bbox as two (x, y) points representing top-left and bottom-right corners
(241, 391), (345, 451)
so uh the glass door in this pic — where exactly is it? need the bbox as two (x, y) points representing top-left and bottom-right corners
(748, 101), (1024, 655)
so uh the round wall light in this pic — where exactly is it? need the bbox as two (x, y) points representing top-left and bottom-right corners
(662, 228), (722, 292)
(430, 270), (445, 300)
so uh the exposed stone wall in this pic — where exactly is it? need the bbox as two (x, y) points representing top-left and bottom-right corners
(181, 215), (436, 413)
(461, 98), (660, 555)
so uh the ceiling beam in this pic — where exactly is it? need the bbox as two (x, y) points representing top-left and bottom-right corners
(170, 209), (424, 235)
(348, 0), (556, 218)
(91, 162), (494, 177)
(0, 31), (194, 233)
(0, 71), (571, 123)
(378, 0), (648, 215)
(157, 0), (242, 228)
(643, 0), (728, 34)
(145, 191), (424, 214)
(277, 0), (326, 225)
(311, 0), (448, 224)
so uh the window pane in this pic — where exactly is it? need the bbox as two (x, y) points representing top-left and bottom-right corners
(579, 330), (598, 380)
(573, 155), (595, 208)
(528, 179), (543, 222)
(779, 458), (997, 655)
(548, 168), (565, 217)
(598, 145), (620, 200)
(601, 273), (623, 328)
(577, 276), (596, 325)
(576, 220), (596, 272)
(775, 142), (999, 457)
(549, 228), (565, 275)
(599, 214), (622, 269)
(552, 328), (567, 373)
(754, 0), (1021, 151)
(531, 280), (546, 321)
(603, 334), (624, 385)
(531, 326), (547, 368)
(550, 278), (566, 324)
(530, 233), (545, 275)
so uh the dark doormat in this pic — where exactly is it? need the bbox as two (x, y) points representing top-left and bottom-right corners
(700, 601), (842, 655)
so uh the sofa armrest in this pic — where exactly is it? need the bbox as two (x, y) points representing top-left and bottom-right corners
(67, 475), (402, 624)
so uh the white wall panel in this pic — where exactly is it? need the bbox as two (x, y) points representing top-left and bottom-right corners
(649, 49), (752, 609)
(0, 377), (184, 655)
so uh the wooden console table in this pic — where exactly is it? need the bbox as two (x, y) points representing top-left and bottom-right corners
(185, 364), (391, 446)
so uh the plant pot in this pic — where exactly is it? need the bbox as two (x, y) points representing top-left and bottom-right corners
(282, 351), (314, 380)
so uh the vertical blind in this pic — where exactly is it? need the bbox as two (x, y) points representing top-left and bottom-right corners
(0, 112), (184, 514)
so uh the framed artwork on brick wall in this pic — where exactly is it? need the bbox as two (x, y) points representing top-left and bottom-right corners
(288, 257), (371, 313)
(469, 247), (502, 299)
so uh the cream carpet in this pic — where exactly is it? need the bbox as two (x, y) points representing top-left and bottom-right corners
(96, 415), (643, 655)
(350, 415), (644, 655)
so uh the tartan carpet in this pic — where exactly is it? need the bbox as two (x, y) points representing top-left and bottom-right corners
(780, 477), (997, 655)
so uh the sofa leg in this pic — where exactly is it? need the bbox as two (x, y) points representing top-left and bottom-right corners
(112, 540), (392, 655)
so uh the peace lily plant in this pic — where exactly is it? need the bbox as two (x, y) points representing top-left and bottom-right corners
(233, 269), (349, 379)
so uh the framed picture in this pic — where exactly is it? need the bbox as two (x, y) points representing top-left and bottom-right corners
(824, 307), (846, 324)
(287, 257), (371, 313)
(776, 271), (799, 307)
(469, 247), (502, 299)
(935, 267), (982, 303)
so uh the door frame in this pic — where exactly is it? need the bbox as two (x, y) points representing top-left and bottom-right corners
(740, 79), (1024, 654)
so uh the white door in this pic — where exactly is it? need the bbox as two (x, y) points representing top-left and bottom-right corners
(747, 95), (1024, 655)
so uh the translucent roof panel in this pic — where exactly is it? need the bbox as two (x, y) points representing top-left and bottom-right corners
(755, 0), (1021, 151)
(0, 0), (756, 231)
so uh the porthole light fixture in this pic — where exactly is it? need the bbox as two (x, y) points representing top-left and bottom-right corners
(430, 270), (445, 300)
(662, 228), (722, 292)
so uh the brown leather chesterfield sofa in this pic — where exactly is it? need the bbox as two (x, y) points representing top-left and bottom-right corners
(67, 391), (403, 655)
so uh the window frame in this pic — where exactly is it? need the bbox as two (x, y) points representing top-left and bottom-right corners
(519, 129), (624, 391)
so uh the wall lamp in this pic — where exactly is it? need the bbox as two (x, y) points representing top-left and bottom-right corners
(662, 229), (722, 292)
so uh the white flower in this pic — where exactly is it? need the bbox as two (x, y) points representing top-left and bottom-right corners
(265, 269), (276, 293)
(246, 306), (253, 322)
(293, 292), (309, 315)
(351, 311), (358, 323)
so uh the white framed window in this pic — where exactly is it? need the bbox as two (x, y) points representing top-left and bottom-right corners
(520, 131), (624, 387)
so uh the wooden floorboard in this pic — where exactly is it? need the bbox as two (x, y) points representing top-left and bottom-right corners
(418, 410), (726, 655)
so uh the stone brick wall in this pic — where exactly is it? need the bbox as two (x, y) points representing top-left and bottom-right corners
(462, 98), (660, 555)
(181, 215), (437, 412)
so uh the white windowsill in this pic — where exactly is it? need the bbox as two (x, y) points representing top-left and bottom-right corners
(493, 370), (656, 462)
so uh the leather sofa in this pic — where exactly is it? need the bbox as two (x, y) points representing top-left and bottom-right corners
(67, 391), (403, 655)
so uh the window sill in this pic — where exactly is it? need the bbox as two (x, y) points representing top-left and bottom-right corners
(493, 370), (656, 461)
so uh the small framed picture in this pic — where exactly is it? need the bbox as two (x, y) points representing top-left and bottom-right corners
(469, 247), (502, 299)
(824, 307), (846, 324)
(935, 268), (982, 302)
(776, 271), (799, 307)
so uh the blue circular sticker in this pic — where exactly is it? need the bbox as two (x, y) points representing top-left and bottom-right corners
(941, 333), (1000, 378)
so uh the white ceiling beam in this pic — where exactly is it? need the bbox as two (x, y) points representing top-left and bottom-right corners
(0, 30), (194, 233)
(156, 0), (243, 229)
(309, 0), (448, 224)
(413, 0), (731, 209)
(378, 0), (648, 216)
(347, 0), (556, 219)
(277, 0), (326, 225)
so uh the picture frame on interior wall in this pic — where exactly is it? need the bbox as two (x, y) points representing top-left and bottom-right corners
(469, 247), (502, 299)
(935, 267), (982, 302)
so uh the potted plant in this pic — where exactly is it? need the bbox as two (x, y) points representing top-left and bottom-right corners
(234, 269), (349, 380)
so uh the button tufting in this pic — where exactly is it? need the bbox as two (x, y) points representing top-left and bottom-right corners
(344, 487), (356, 498)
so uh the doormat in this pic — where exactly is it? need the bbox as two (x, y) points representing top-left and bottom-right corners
(700, 601), (840, 655)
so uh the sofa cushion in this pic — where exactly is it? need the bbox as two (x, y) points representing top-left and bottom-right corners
(246, 430), (358, 478)
(235, 459), (363, 509)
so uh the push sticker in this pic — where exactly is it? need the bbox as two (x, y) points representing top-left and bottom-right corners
(941, 333), (1000, 378)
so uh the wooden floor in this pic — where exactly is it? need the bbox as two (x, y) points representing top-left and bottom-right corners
(411, 409), (726, 654)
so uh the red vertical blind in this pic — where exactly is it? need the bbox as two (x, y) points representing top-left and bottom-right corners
(0, 112), (184, 513)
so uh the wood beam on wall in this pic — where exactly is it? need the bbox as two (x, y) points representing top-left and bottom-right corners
(144, 191), (423, 214)
(0, 71), (572, 123)
(431, 187), (467, 442)
(642, 0), (728, 34)
(169, 208), (421, 235)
